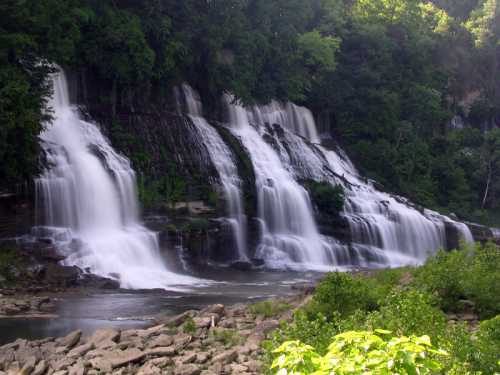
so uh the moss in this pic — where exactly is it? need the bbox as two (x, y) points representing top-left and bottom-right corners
(183, 218), (211, 233)
(303, 180), (345, 217)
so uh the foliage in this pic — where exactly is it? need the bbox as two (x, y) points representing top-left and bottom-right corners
(270, 330), (448, 375)
(304, 181), (345, 217)
(366, 289), (447, 337)
(0, 248), (22, 282)
(307, 272), (380, 320)
(413, 241), (500, 318)
(249, 300), (291, 318)
(1, 0), (499, 223)
(182, 316), (196, 334)
(209, 328), (244, 347)
(265, 244), (500, 374)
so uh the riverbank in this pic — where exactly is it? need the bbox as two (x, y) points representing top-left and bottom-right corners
(0, 290), (311, 375)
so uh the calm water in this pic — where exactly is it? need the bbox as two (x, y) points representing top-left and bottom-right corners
(0, 268), (320, 345)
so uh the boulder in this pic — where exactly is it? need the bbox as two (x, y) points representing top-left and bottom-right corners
(88, 328), (120, 346)
(56, 330), (82, 350)
(174, 364), (200, 375)
(211, 349), (237, 364)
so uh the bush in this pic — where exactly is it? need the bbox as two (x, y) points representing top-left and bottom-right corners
(304, 181), (345, 216)
(266, 312), (341, 356)
(413, 242), (500, 318)
(366, 289), (447, 337)
(307, 272), (380, 320)
(270, 330), (448, 375)
(473, 315), (500, 374)
(249, 300), (291, 318)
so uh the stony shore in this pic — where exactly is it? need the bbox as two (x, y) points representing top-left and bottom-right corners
(0, 291), (310, 375)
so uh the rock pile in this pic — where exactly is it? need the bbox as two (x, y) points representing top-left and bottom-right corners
(0, 302), (289, 375)
(0, 294), (54, 317)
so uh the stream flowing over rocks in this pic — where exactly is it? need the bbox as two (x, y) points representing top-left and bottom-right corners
(0, 293), (308, 375)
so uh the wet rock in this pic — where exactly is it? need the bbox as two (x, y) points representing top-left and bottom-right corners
(43, 264), (80, 286)
(230, 261), (252, 271)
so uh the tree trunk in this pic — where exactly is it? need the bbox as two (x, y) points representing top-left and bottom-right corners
(482, 159), (492, 208)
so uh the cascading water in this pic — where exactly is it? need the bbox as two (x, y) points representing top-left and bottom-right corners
(35, 70), (199, 290)
(224, 95), (336, 270)
(176, 84), (248, 261)
(250, 100), (474, 266)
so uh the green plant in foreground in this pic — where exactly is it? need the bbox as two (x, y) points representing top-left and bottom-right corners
(271, 330), (448, 375)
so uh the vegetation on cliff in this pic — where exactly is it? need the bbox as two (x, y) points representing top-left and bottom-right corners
(1, 0), (499, 223)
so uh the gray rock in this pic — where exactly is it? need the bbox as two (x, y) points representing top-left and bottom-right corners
(147, 334), (173, 349)
(67, 343), (94, 358)
(19, 356), (37, 375)
(159, 311), (197, 327)
(88, 329), (120, 346)
(211, 349), (237, 364)
(173, 334), (192, 350)
(110, 348), (145, 369)
(145, 346), (176, 357)
(174, 364), (200, 375)
(193, 317), (212, 329)
(195, 353), (210, 364)
(253, 320), (279, 335)
(32, 360), (48, 375)
(57, 330), (82, 350)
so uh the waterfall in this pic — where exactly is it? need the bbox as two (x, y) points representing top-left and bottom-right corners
(176, 84), (248, 261)
(35, 70), (199, 290)
(224, 95), (335, 270)
(254, 101), (474, 265)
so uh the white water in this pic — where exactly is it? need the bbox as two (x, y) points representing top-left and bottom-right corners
(177, 84), (248, 261)
(258, 101), (474, 265)
(35, 70), (200, 290)
(224, 95), (335, 270)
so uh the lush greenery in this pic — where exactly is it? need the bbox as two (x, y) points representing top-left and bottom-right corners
(1, 0), (499, 223)
(264, 242), (500, 374)
(271, 330), (448, 374)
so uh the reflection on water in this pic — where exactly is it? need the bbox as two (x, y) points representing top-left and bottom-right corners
(0, 269), (320, 344)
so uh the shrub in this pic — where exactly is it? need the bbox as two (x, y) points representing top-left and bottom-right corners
(304, 181), (344, 216)
(413, 242), (500, 318)
(462, 242), (500, 318)
(209, 328), (243, 347)
(472, 315), (500, 374)
(249, 300), (291, 318)
(413, 248), (469, 312)
(266, 312), (341, 356)
(270, 330), (448, 375)
(182, 316), (196, 334)
(366, 288), (447, 337)
(307, 272), (380, 320)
